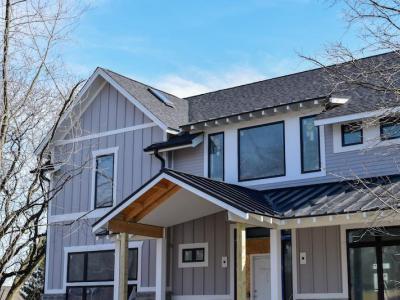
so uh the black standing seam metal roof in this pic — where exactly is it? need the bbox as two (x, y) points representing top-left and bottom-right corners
(93, 169), (400, 231)
(143, 132), (203, 152)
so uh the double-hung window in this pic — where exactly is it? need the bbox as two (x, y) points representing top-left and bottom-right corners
(208, 132), (224, 181)
(94, 154), (115, 208)
(238, 121), (285, 181)
(300, 115), (321, 173)
(341, 122), (363, 146)
(380, 117), (400, 140)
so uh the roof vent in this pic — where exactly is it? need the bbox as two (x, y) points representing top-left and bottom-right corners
(148, 88), (174, 107)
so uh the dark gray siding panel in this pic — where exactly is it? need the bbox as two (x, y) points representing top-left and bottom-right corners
(170, 212), (230, 296)
(296, 226), (342, 295)
(173, 145), (204, 176)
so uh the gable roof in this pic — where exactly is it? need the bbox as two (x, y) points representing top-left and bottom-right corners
(100, 68), (188, 130)
(185, 52), (400, 125)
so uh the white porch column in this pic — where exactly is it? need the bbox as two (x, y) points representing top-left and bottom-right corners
(270, 229), (282, 300)
(236, 223), (246, 300)
(156, 231), (167, 300)
(115, 232), (128, 300)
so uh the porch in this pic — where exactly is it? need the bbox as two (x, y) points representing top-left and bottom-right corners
(93, 169), (400, 300)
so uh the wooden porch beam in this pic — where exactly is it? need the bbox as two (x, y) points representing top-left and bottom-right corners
(109, 219), (164, 238)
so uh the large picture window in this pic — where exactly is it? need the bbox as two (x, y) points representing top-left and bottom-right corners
(347, 227), (400, 300)
(300, 115), (320, 173)
(208, 132), (224, 181)
(238, 121), (285, 181)
(94, 154), (115, 208)
(67, 249), (138, 283)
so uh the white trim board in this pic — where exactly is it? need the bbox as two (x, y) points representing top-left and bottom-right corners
(171, 296), (231, 300)
(55, 122), (157, 146)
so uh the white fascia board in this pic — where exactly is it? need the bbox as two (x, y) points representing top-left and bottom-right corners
(92, 172), (249, 232)
(315, 106), (400, 126)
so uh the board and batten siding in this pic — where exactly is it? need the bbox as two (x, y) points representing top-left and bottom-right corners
(47, 83), (163, 292)
(170, 211), (230, 296)
(46, 220), (157, 290)
(295, 226), (342, 295)
(50, 83), (163, 216)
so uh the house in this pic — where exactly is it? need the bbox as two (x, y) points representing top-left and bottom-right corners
(42, 52), (400, 300)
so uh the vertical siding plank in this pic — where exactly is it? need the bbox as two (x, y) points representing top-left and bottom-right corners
(297, 228), (314, 293)
(148, 239), (157, 287)
(182, 221), (194, 295)
(172, 224), (183, 295)
(326, 226), (342, 293)
(215, 212), (227, 294)
(204, 214), (215, 294)
(141, 240), (150, 287)
(193, 218), (205, 294)
(312, 227), (327, 293)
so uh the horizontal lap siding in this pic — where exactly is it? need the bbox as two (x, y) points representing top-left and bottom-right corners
(171, 212), (230, 296)
(173, 145), (204, 176)
(296, 226), (342, 295)
(255, 125), (400, 189)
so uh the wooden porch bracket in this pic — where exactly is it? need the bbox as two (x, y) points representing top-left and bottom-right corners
(109, 219), (164, 238)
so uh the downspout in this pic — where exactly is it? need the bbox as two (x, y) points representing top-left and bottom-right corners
(154, 149), (165, 169)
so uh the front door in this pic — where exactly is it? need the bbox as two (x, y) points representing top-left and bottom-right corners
(348, 227), (400, 300)
(251, 254), (271, 300)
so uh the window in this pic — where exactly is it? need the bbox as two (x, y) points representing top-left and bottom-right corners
(208, 132), (224, 181)
(300, 115), (320, 173)
(94, 154), (115, 208)
(238, 121), (285, 181)
(67, 249), (138, 283)
(67, 251), (114, 282)
(182, 248), (205, 263)
(347, 227), (400, 300)
(178, 243), (208, 268)
(341, 122), (363, 146)
(380, 117), (400, 140)
(66, 285), (137, 300)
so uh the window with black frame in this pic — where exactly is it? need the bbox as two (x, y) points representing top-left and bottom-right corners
(347, 227), (400, 300)
(94, 154), (115, 208)
(66, 249), (138, 299)
(300, 115), (320, 173)
(380, 117), (400, 140)
(182, 248), (205, 263)
(208, 132), (224, 181)
(341, 122), (363, 146)
(238, 121), (285, 181)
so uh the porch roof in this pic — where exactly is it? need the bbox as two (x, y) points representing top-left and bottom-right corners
(93, 169), (400, 235)
(268, 174), (400, 218)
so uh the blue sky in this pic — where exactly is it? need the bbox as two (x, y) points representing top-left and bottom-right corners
(63, 0), (361, 97)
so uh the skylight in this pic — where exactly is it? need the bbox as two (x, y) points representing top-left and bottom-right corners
(148, 88), (174, 107)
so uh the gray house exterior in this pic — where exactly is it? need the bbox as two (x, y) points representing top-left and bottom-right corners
(43, 53), (400, 300)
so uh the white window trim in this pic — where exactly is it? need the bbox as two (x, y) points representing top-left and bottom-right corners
(178, 243), (208, 268)
(203, 109), (326, 187)
(61, 241), (143, 294)
(91, 147), (118, 210)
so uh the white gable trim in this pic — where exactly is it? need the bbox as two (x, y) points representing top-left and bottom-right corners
(97, 69), (169, 132)
(92, 172), (249, 233)
(35, 68), (173, 155)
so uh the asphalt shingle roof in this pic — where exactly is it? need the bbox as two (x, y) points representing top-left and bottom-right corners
(185, 52), (400, 124)
(101, 68), (188, 130)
